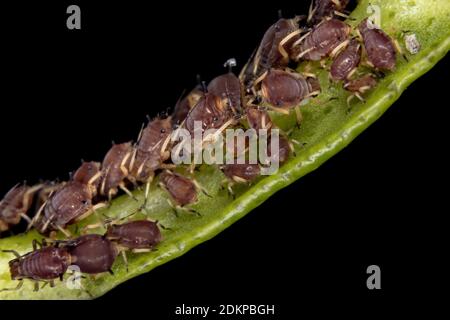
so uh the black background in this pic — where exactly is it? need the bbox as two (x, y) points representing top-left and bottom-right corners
(0, 0), (448, 316)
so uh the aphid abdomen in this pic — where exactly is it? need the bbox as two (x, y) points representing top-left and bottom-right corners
(344, 74), (377, 93)
(160, 172), (197, 206)
(73, 161), (101, 186)
(107, 220), (162, 249)
(296, 19), (350, 61)
(261, 69), (311, 108)
(359, 18), (397, 71)
(101, 142), (133, 196)
(223, 163), (261, 182)
(9, 247), (71, 281)
(68, 234), (117, 274)
(330, 39), (361, 81)
(208, 73), (243, 115)
(309, 0), (350, 24)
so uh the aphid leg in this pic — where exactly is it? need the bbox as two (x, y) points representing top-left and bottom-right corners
(33, 281), (39, 292)
(1, 249), (21, 258)
(330, 39), (350, 58)
(278, 29), (302, 60)
(27, 200), (47, 231)
(393, 38), (408, 62)
(333, 11), (355, 20)
(0, 280), (24, 292)
(55, 225), (72, 238)
(121, 251), (129, 273)
(307, 1), (316, 23)
(19, 213), (32, 225)
(267, 105), (290, 115)
(294, 106), (303, 128)
(296, 47), (314, 60)
(119, 183), (138, 202)
(192, 179), (212, 198)
(166, 199), (179, 217)
(131, 248), (152, 254)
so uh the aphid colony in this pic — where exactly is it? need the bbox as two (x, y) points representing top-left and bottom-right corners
(1, 0), (406, 290)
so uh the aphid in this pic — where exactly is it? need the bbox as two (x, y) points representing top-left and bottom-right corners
(65, 234), (117, 275)
(222, 163), (261, 184)
(344, 74), (377, 104)
(358, 18), (397, 71)
(245, 106), (273, 132)
(330, 38), (361, 81)
(1, 241), (71, 292)
(32, 180), (101, 236)
(106, 220), (162, 251)
(100, 142), (134, 201)
(308, 0), (351, 24)
(267, 135), (292, 165)
(130, 117), (173, 201)
(207, 59), (243, 115)
(172, 87), (203, 128)
(0, 184), (42, 232)
(260, 68), (320, 124)
(293, 18), (351, 61)
(72, 161), (102, 197)
(240, 17), (302, 89)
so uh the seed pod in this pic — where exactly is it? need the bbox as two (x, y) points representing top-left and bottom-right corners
(100, 142), (133, 199)
(8, 246), (71, 281)
(241, 18), (301, 87)
(159, 171), (197, 206)
(36, 181), (93, 233)
(358, 18), (396, 71)
(294, 19), (351, 61)
(308, 0), (350, 25)
(261, 69), (320, 108)
(222, 163), (261, 183)
(208, 72), (243, 115)
(67, 234), (117, 274)
(184, 93), (234, 135)
(106, 220), (162, 250)
(330, 39), (361, 81)
(246, 106), (273, 132)
(130, 117), (173, 184)
(172, 87), (203, 127)
(73, 161), (101, 197)
(344, 74), (377, 93)
(0, 184), (41, 232)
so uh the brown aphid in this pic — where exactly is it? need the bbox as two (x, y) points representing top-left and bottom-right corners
(66, 234), (117, 275)
(159, 171), (197, 208)
(1, 243), (71, 292)
(72, 161), (102, 197)
(100, 142), (134, 201)
(246, 106), (273, 132)
(358, 18), (397, 71)
(172, 87), (203, 127)
(222, 163), (261, 184)
(240, 17), (302, 88)
(0, 184), (42, 232)
(267, 135), (292, 165)
(330, 38), (361, 81)
(106, 220), (162, 251)
(261, 69), (320, 109)
(344, 74), (377, 104)
(208, 67), (243, 115)
(308, 0), (350, 25)
(293, 18), (351, 61)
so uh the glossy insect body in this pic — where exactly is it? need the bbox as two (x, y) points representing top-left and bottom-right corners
(159, 171), (197, 207)
(106, 220), (162, 250)
(344, 74), (377, 93)
(358, 18), (396, 71)
(246, 106), (273, 132)
(73, 161), (102, 197)
(330, 38), (361, 81)
(208, 72), (243, 115)
(267, 136), (291, 165)
(8, 246), (71, 281)
(172, 87), (203, 127)
(222, 163), (261, 183)
(67, 234), (117, 274)
(100, 142), (133, 200)
(294, 19), (351, 61)
(261, 69), (320, 108)
(308, 0), (350, 24)
(130, 118), (173, 184)
(0, 184), (41, 232)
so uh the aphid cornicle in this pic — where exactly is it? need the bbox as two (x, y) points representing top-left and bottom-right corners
(1, 244), (71, 292)
(308, 0), (350, 25)
(66, 234), (117, 275)
(330, 38), (361, 81)
(0, 184), (42, 232)
(100, 142), (134, 201)
(358, 18), (397, 71)
(293, 18), (351, 61)
(106, 220), (162, 250)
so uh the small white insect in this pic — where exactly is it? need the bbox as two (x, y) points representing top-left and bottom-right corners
(404, 34), (421, 54)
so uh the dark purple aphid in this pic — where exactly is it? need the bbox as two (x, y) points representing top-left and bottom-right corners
(34, 181), (95, 235)
(246, 106), (273, 132)
(267, 136), (292, 165)
(159, 171), (197, 207)
(294, 18), (351, 61)
(73, 161), (102, 197)
(222, 163), (261, 184)
(358, 18), (397, 71)
(241, 17), (301, 88)
(330, 38), (361, 81)
(184, 93), (234, 135)
(130, 117), (173, 185)
(5, 245), (71, 289)
(0, 184), (42, 232)
(308, 0), (350, 24)
(261, 69), (320, 108)
(106, 220), (162, 250)
(172, 87), (203, 127)
(67, 234), (117, 274)
(344, 74), (377, 93)
(208, 71), (243, 115)
(100, 142), (133, 200)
